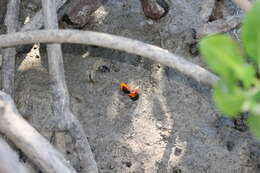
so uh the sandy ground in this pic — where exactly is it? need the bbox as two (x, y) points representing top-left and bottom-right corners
(1, 0), (260, 172)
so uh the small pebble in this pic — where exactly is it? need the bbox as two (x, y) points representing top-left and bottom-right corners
(81, 51), (90, 58)
(140, 0), (169, 20)
(156, 122), (163, 129)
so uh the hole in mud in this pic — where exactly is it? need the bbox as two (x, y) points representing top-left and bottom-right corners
(122, 161), (132, 168)
(226, 141), (235, 151)
(172, 167), (182, 173)
(61, 14), (75, 25)
(189, 43), (199, 56)
(98, 65), (110, 73)
(257, 163), (260, 170)
(74, 97), (82, 103)
(233, 113), (248, 132)
(157, 0), (170, 17)
(174, 147), (182, 156)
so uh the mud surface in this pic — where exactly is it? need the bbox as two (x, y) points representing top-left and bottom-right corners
(1, 0), (260, 172)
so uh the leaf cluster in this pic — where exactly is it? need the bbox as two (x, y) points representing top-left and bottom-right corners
(199, 1), (260, 140)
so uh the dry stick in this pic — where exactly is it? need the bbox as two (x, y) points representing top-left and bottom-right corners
(196, 15), (242, 38)
(20, 0), (67, 32)
(197, 0), (252, 38)
(232, 0), (251, 11)
(41, 1), (98, 173)
(0, 138), (29, 173)
(0, 49), (2, 67)
(0, 29), (219, 86)
(17, 0), (67, 53)
(2, 0), (20, 98)
(0, 91), (77, 173)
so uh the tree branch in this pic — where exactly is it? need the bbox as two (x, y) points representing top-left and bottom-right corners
(0, 29), (219, 86)
(16, 0), (67, 53)
(196, 15), (241, 38)
(0, 91), (77, 173)
(0, 137), (29, 173)
(41, 0), (98, 172)
(20, 0), (67, 32)
(2, 0), (20, 98)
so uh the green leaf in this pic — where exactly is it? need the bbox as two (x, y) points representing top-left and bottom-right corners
(241, 0), (260, 64)
(199, 35), (244, 77)
(252, 90), (260, 102)
(213, 81), (244, 117)
(246, 89), (260, 114)
(242, 89), (260, 112)
(247, 113), (260, 141)
(199, 35), (255, 88)
(236, 64), (255, 88)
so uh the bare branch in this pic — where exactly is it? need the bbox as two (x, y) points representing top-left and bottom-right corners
(196, 15), (241, 38)
(0, 138), (29, 173)
(20, 0), (67, 32)
(2, 0), (20, 98)
(232, 0), (251, 11)
(0, 29), (219, 86)
(4, 0), (20, 33)
(41, 0), (98, 172)
(17, 0), (67, 53)
(2, 48), (16, 97)
(0, 91), (77, 173)
(197, 0), (251, 38)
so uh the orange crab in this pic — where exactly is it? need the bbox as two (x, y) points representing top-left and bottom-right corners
(119, 82), (131, 94)
(119, 83), (139, 101)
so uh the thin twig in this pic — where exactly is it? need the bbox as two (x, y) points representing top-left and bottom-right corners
(2, 0), (20, 98)
(0, 137), (29, 173)
(16, 0), (67, 53)
(232, 0), (251, 11)
(0, 91), (77, 173)
(197, 0), (251, 38)
(20, 0), (67, 32)
(41, 0), (98, 172)
(196, 15), (242, 38)
(0, 29), (219, 86)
